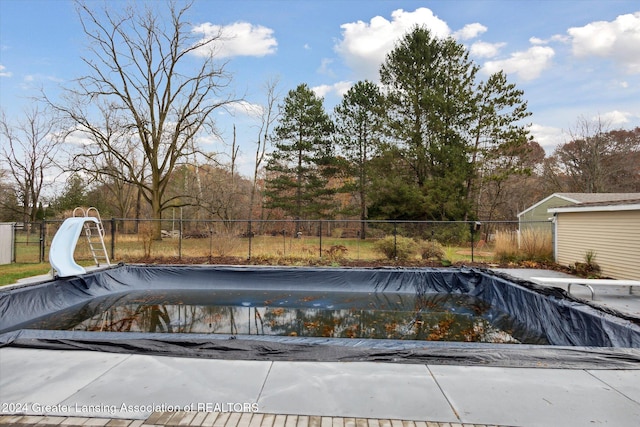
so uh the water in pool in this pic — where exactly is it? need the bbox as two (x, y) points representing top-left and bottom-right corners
(25, 289), (548, 344)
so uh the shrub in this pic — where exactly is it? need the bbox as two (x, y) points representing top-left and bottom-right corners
(441, 246), (461, 265)
(432, 223), (470, 245)
(324, 245), (348, 261)
(374, 236), (418, 260)
(210, 233), (242, 257)
(330, 228), (343, 238)
(419, 240), (444, 260)
(138, 222), (155, 258)
(574, 250), (601, 277)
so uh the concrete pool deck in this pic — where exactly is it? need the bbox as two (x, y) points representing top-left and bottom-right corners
(1, 268), (639, 426)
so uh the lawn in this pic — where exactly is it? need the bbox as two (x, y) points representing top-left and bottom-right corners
(0, 263), (51, 287)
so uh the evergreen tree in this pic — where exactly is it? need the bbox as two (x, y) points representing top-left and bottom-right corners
(53, 173), (88, 213)
(380, 26), (478, 220)
(379, 26), (532, 221)
(367, 146), (427, 220)
(467, 70), (533, 220)
(333, 80), (386, 237)
(264, 84), (335, 228)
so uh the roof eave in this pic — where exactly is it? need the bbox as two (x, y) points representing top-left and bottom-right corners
(548, 204), (640, 214)
(517, 193), (580, 218)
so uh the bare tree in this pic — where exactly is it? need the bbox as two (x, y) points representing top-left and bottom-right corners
(0, 169), (19, 221)
(556, 116), (609, 193)
(475, 140), (545, 221)
(604, 127), (640, 192)
(0, 106), (61, 224)
(545, 116), (639, 193)
(249, 78), (281, 229)
(53, 1), (235, 238)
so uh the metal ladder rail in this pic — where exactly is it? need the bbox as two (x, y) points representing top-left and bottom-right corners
(83, 207), (111, 267)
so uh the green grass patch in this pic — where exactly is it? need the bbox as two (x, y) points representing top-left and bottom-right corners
(0, 263), (52, 286)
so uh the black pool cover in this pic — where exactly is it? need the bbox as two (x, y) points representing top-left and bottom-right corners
(1, 265), (639, 369)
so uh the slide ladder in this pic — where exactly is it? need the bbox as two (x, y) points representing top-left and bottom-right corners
(49, 207), (111, 278)
(75, 207), (110, 267)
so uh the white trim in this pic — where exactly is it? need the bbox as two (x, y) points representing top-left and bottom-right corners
(517, 193), (580, 218)
(552, 215), (558, 263)
(548, 204), (640, 214)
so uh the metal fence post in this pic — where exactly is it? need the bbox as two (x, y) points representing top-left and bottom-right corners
(247, 220), (252, 260)
(282, 228), (286, 256)
(208, 222), (213, 260)
(470, 222), (475, 263)
(319, 220), (323, 258)
(178, 217), (183, 259)
(40, 220), (46, 263)
(393, 222), (397, 260)
(12, 222), (17, 263)
(110, 218), (116, 261)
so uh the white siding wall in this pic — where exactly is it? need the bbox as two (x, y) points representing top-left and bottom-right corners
(556, 210), (640, 280)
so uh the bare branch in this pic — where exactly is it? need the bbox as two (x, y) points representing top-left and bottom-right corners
(0, 105), (62, 222)
(50, 0), (238, 237)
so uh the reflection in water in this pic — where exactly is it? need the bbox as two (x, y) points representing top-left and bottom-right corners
(26, 290), (548, 344)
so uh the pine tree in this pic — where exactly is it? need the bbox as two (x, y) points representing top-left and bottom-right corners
(264, 84), (335, 229)
(467, 70), (533, 220)
(333, 80), (386, 238)
(380, 26), (478, 220)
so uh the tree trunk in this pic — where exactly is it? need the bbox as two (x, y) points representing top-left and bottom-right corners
(151, 190), (163, 241)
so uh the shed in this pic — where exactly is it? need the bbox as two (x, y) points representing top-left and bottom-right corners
(548, 199), (640, 280)
(518, 193), (640, 226)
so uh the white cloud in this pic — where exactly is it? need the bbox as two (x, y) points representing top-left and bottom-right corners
(19, 74), (63, 89)
(335, 7), (450, 80)
(312, 81), (353, 98)
(528, 123), (564, 152)
(0, 64), (11, 77)
(192, 21), (277, 58)
(196, 133), (224, 146)
(483, 46), (555, 81)
(567, 12), (640, 74)
(470, 41), (505, 58)
(595, 110), (633, 125)
(529, 37), (545, 45)
(453, 23), (487, 40)
(317, 58), (335, 77)
(529, 35), (569, 45)
(226, 100), (264, 117)
(63, 129), (96, 147)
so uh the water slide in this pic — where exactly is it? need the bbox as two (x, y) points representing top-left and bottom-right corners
(49, 217), (99, 278)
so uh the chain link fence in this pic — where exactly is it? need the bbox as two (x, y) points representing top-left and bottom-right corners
(11, 218), (554, 265)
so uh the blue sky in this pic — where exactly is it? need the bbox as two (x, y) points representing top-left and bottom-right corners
(1, 0), (639, 177)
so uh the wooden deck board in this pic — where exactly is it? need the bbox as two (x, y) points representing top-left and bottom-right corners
(0, 414), (502, 427)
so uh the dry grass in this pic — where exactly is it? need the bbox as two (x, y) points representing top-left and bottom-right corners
(494, 228), (553, 262)
(16, 230), (521, 267)
(102, 234), (381, 262)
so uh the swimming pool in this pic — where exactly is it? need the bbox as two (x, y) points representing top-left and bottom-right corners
(13, 289), (551, 344)
(1, 265), (639, 368)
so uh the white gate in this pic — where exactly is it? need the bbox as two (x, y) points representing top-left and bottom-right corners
(0, 223), (15, 265)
